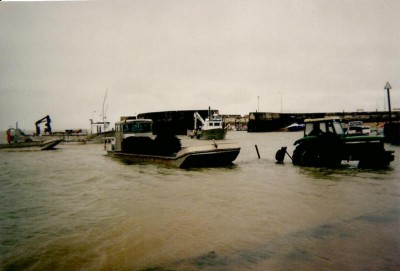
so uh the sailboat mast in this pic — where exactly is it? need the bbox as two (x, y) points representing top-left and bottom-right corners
(102, 89), (108, 150)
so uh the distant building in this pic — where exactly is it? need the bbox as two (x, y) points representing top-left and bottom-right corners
(221, 114), (248, 131)
(90, 120), (110, 134)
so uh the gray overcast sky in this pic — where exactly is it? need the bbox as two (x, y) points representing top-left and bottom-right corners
(1, 0), (399, 130)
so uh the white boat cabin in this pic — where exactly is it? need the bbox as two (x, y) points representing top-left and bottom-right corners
(193, 112), (225, 131)
(108, 119), (153, 152)
(202, 117), (224, 131)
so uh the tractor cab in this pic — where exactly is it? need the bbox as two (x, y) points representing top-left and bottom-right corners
(303, 117), (344, 137)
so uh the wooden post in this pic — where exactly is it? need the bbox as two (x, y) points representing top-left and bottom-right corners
(255, 144), (260, 159)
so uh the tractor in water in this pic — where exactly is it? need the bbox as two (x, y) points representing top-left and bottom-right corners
(276, 117), (394, 168)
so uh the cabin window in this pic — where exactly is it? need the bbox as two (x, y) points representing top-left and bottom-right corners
(131, 123), (139, 132)
(306, 122), (324, 136)
(326, 122), (334, 133)
(138, 122), (152, 132)
(209, 123), (214, 127)
(333, 122), (344, 135)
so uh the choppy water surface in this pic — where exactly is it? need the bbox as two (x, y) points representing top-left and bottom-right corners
(1, 132), (399, 271)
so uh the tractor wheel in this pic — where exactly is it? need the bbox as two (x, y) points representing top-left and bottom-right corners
(292, 145), (305, 165)
(293, 143), (319, 166)
(301, 149), (319, 166)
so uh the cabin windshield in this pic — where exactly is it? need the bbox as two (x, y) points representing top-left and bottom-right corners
(305, 122), (325, 136)
(212, 122), (222, 127)
(118, 121), (152, 133)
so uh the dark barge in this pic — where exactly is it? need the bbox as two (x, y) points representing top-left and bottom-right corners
(138, 109), (219, 135)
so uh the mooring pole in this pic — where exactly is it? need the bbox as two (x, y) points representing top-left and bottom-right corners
(102, 89), (108, 150)
(285, 149), (293, 161)
(385, 82), (392, 124)
(255, 144), (260, 159)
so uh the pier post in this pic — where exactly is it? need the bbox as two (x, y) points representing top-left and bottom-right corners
(255, 145), (260, 159)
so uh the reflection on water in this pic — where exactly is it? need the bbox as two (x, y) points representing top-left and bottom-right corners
(297, 165), (394, 181)
(1, 132), (399, 270)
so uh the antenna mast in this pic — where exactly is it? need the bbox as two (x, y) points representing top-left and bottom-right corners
(102, 89), (108, 150)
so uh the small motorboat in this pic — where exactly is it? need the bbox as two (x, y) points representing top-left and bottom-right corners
(189, 109), (227, 140)
(285, 123), (305, 132)
(1, 128), (61, 151)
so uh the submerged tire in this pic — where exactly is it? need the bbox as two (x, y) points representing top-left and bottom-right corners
(275, 147), (287, 163)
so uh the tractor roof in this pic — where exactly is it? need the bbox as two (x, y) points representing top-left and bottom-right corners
(304, 116), (341, 123)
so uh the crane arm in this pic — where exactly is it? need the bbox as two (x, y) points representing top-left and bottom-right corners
(35, 115), (52, 135)
(193, 112), (205, 129)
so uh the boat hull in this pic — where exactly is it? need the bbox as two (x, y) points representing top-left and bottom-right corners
(287, 125), (305, 132)
(178, 148), (239, 168)
(197, 128), (227, 140)
(108, 142), (240, 168)
(0, 139), (62, 151)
